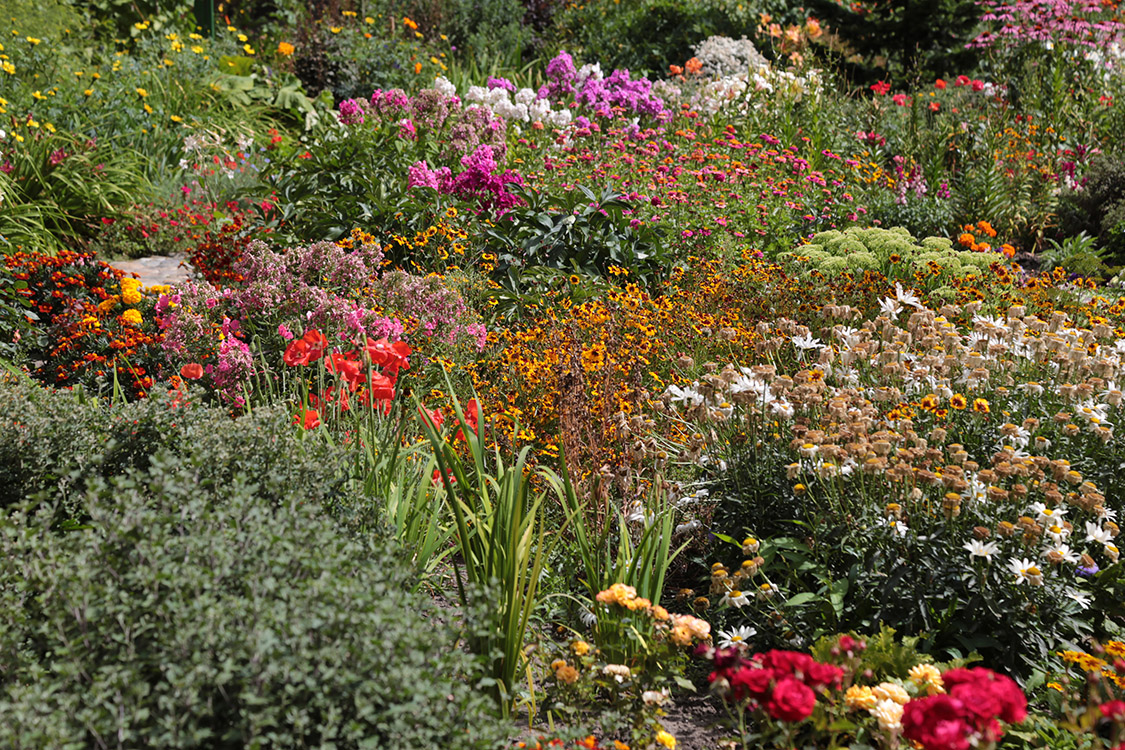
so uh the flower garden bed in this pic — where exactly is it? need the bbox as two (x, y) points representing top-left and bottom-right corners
(4, 0), (1125, 748)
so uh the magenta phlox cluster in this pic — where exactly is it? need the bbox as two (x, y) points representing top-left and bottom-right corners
(408, 144), (525, 213)
(538, 50), (669, 121)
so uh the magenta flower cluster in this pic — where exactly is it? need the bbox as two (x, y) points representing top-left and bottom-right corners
(538, 50), (670, 120)
(408, 144), (525, 213)
(969, 0), (1125, 50)
(158, 236), (486, 403)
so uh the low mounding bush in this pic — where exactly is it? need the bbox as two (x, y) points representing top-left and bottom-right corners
(0, 391), (504, 748)
(778, 226), (1005, 298)
(0, 374), (345, 520)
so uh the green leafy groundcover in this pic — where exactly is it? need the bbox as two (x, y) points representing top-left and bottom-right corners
(0, 379), (505, 749)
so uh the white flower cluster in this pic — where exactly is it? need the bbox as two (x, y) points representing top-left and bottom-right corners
(691, 65), (823, 117)
(692, 35), (768, 78)
(458, 77), (573, 129)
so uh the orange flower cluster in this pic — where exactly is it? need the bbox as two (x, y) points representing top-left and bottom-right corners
(6, 248), (164, 398)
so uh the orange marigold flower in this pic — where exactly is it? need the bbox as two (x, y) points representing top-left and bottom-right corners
(958, 232), (975, 247)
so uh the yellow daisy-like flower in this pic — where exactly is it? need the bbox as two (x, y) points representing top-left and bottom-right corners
(972, 398), (990, 414)
(950, 393), (968, 410)
(654, 730), (676, 749)
(136, 87), (148, 98)
(278, 41), (294, 56)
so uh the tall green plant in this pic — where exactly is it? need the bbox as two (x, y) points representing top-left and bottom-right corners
(420, 388), (558, 716)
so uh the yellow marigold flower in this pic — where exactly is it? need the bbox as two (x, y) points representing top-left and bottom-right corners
(98, 297), (119, 314)
(572, 640), (590, 656)
(845, 685), (876, 711)
(278, 41), (294, 56)
(121, 290), (143, 306)
(655, 730), (676, 749)
(120, 309), (143, 326)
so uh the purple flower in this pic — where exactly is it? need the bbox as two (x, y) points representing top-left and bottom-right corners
(338, 98), (366, 125)
(487, 76), (517, 92)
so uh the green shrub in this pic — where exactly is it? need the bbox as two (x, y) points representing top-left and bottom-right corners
(778, 226), (1005, 291)
(0, 457), (505, 748)
(552, 0), (753, 76)
(0, 375), (345, 521)
(1057, 153), (1125, 267)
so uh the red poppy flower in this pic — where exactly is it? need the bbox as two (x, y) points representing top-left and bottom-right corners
(180, 362), (204, 380)
(870, 80), (891, 96)
(419, 406), (444, 430)
(326, 352), (365, 389)
(364, 337), (411, 375)
(283, 329), (328, 366)
(295, 409), (320, 430)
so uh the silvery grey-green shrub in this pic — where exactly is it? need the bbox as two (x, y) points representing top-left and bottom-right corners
(0, 459), (504, 749)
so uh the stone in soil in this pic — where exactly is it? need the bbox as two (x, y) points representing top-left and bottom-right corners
(110, 253), (195, 288)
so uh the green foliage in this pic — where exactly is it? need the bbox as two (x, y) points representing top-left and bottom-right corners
(1057, 154), (1125, 267)
(421, 388), (558, 715)
(0, 376), (345, 522)
(806, 0), (984, 83)
(438, 0), (530, 69)
(810, 624), (953, 680)
(553, 0), (754, 76)
(0, 130), (144, 253)
(487, 184), (671, 292)
(0, 0), (84, 42)
(0, 453), (505, 749)
(1038, 231), (1112, 279)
